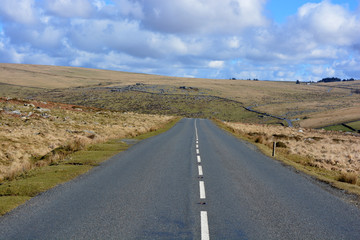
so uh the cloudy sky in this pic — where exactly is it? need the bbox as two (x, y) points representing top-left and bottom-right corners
(0, 0), (359, 81)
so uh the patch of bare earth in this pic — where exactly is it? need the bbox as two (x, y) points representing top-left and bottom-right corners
(0, 97), (174, 181)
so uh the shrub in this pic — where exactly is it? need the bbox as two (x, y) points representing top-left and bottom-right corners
(337, 172), (358, 184)
(255, 135), (266, 144)
(276, 141), (287, 148)
(273, 134), (288, 139)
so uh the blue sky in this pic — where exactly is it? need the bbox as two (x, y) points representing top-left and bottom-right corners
(266, 0), (359, 22)
(0, 0), (359, 81)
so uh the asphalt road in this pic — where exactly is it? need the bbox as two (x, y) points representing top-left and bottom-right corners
(1, 118), (360, 239)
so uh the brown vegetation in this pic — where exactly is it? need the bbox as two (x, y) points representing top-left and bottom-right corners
(223, 121), (360, 183)
(299, 105), (360, 128)
(0, 97), (174, 181)
(1, 63), (359, 128)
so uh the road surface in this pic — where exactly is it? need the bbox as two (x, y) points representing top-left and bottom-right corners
(0, 118), (359, 239)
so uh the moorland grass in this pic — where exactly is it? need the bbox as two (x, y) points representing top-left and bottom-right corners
(0, 117), (181, 215)
(1, 63), (360, 127)
(34, 88), (258, 122)
(214, 119), (360, 197)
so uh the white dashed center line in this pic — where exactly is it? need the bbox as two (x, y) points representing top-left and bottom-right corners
(195, 120), (210, 240)
(201, 211), (210, 240)
(198, 165), (203, 176)
(199, 181), (206, 199)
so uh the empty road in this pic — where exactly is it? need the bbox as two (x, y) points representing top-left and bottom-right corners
(0, 118), (359, 239)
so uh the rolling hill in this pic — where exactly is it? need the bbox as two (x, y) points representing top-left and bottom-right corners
(0, 63), (359, 127)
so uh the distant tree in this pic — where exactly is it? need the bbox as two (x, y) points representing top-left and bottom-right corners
(296, 80), (300, 84)
(318, 77), (341, 83)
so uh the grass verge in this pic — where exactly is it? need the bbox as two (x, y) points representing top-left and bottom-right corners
(0, 117), (181, 215)
(213, 119), (360, 197)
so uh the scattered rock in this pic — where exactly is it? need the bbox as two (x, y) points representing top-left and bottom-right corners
(66, 129), (82, 134)
(35, 107), (51, 113)
(24, 103), (35, 108)
(11, 110), (21, 115)
(21, 117), (29, 122)
(83, 130), (96, 135)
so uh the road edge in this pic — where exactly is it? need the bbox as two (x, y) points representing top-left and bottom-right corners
(0, 117), (182, 216)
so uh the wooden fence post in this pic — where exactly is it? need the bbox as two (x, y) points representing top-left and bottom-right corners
(272, 142), (276, 157)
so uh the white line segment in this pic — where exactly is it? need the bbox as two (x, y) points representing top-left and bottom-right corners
(198, 165), (203, 176)
(201, 211), (210, 240)
(195, 120), (209, 240)
(199, 181), (206, 199)
(195, 120), (198, 139)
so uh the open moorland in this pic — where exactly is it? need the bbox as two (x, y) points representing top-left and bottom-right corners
(0, 63), (359, 197)
(1, 63), (360, 127)
(0, 97), (174, 181)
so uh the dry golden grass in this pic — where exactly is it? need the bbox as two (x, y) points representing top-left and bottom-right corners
(223, 122), (360, 177)
(0, 97), (174, 181)
(1, 63), (359, 128)
(299, 105), (360, 128)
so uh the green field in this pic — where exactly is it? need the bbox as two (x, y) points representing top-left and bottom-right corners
(323, 125), (354, 132)
(323, 120), (360, 132)
(347, 121), (360, 131)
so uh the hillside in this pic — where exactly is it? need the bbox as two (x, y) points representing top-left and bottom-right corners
(0, 63), (359, 127)
(0, 97), (174, 181)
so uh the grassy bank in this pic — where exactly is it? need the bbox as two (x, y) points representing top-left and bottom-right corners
(0, 97), (175, 181)
(214, 119), (360, 197)
(0, 117), (180, 215)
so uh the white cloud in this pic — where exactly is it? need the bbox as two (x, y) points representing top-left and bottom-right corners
(311, 65), (336, 77)
(45, 0), (94, 18)
(227, 37), (241, 49)
(0, 0), (37, 24)
(140, 0), (268, 34)
(296, 1), (360, 46)
(208, 61), (224, 68)
(0, 0), (359, 81)
(114, 0), (144, 19)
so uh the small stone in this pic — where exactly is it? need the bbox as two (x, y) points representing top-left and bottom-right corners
(11, 110), (21, 115)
